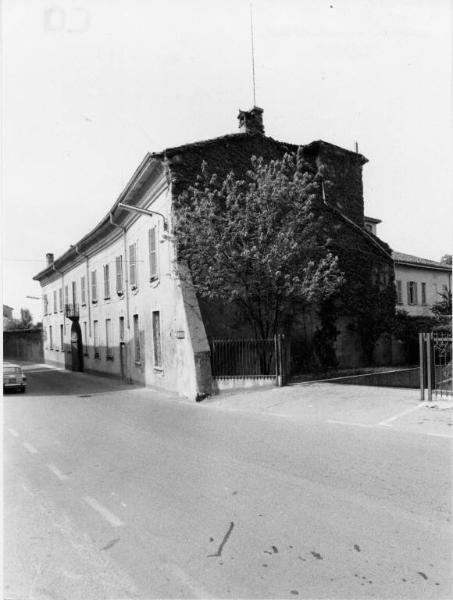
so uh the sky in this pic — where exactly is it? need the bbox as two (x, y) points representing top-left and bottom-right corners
(2, 0), (452, 322)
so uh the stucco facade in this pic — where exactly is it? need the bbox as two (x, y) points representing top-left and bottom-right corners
(34, 160), (211, 401)
(393, 252), (451, 317)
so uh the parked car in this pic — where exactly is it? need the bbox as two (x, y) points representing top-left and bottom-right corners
(3, 362), (27, 393)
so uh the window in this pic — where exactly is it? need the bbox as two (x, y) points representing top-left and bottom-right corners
(43, 294), (49, 315)
(64, 285), (69, 309)
(59, 288), (63, 312)
(421, 282), (426, 305)
(116, 256), (123, 294)
(106, 319), (113, 359)
(49, 325), (53, 350)
(149, 226), (158, 281)
(133, 314), (141, 363)
(81, 276), (86, 305)
(104, 264), (110, 299)
(60, 324), (64, 351)
(53, 290), (57, 313)
(396, 280), (402, 304)
(72, 281), (77, 306)
(119, 316), (125, 341)
(432, 283), (438, 302)
(407, 281), (418, 305)
(152, 311), (162, 368)
(91, 271), (98, 303)
(129, 243), (137, 288)
(93, 320), (99, 358)
(83, 321), (88, 356)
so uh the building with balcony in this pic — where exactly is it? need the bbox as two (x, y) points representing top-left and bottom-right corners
(34, 108), (396, 398)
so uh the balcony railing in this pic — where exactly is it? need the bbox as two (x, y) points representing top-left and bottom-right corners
(64, 303), (80, 319)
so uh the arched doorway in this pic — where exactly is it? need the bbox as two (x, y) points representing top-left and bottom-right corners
(71, 321), (84, 372)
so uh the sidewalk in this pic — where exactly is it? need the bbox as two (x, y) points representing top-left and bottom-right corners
(202, 381), (453, 437)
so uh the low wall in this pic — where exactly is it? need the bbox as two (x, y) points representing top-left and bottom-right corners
(212, 376), (276, 393)
(328, 367), (420, 389)
(3, 329), (44, 363)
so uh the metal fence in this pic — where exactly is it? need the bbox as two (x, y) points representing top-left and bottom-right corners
(210, 335), (286, 385)
(419, 332), (452, 401)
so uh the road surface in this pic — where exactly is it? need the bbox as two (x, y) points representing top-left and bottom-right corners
(3, 363), (452, 599)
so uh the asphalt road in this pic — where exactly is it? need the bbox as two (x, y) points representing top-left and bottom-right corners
(3, 364), (452, 599)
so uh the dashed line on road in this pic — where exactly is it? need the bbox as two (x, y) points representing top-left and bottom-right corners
(22, 442), (38, 454)
(378, 403), (425, 426)
(327, 420), (375, 428)
(165, 562), (211, 599)
(83, 496), (124, 527)
(8, 428), (19, 437)
(47, 464), (70, 481)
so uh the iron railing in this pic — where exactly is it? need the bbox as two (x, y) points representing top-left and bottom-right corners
(419, 332), (452, 400)
(64, 303), (79, 319)
(210, 335), (285, 385)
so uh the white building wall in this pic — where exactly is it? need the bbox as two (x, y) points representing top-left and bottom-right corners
(40, 181), (211, 401)
(395, 264), (451, 316)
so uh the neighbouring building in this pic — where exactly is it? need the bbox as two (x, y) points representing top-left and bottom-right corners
(363, 217), (452, 317)
(393, 252), (451, 317)
(3, 304), (14, 328)
(34, 108), (396, 399)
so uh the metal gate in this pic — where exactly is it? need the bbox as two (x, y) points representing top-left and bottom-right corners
(210, 335), (286, 386)
(419, 332), (452, 401)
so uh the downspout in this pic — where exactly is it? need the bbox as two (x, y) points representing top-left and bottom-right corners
(109, 212), (130, 330)
(74, 245), (91, 336)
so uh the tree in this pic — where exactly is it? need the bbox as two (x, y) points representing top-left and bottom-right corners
(441, 254), (452, 265)
(431, 289), (452, 318)
(4, 307), (35, 330)
(175, 152), (344, 340)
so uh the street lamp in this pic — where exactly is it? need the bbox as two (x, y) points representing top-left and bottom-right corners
(117, 203), (168, 230)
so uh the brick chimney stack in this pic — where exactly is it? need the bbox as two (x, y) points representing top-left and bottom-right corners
(238, 106), (264, 134)
(46, 253), (54, 266)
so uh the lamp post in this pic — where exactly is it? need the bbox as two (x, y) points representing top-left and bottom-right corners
(117, 203), (168, 230)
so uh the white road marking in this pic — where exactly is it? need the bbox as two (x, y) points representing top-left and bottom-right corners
(22, 442), (38, 454)
(378, 403), (425, 426)
(423, 432), (453, 439)
(327, 420), (375, 428)
(8, 428), (19, 437)
(165, 562), (211, 599)
(47, 464), (70, 481)
(83, 496), (124, 527)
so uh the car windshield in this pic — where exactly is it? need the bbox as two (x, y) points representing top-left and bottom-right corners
(3, 367), (21, 374)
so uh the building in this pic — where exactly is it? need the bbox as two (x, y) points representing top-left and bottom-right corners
(3, 304), (14, 329)
(363, 217), (452, 318)
(34, 108), (395, 398)
(393, 252), (451, 317)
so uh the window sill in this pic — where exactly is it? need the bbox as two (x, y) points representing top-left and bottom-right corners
(94, 353), (100, 359)
(104, 297), (111, 301)
(106, 356), (114, 361)
(117, 291), (124, 297)
(134, 361), (142, 367)
(83, 353), (89, 357)
(153, 366), (163, 372)
(92, 300), (98, 305)
(149, 276), (159, 283)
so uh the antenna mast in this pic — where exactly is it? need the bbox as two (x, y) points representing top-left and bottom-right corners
(250, 3), (256, 106)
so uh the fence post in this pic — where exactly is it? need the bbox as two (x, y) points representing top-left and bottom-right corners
(419, 332), (425, 401)
(426, 332), (433, 403)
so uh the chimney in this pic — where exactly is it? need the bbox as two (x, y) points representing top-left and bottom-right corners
(237, 106), (264, 135)
(46, 253), (54, 266)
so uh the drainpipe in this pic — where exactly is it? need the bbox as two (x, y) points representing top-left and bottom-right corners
(74, 245), (91, 336)
(109, 212), (130, 330)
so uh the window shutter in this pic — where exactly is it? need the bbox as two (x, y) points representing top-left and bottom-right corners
(149, 227), (157, 280)
(406, 282), (411, 304)
(129, 244), (137, 287)
(116, 256), (123, 293)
